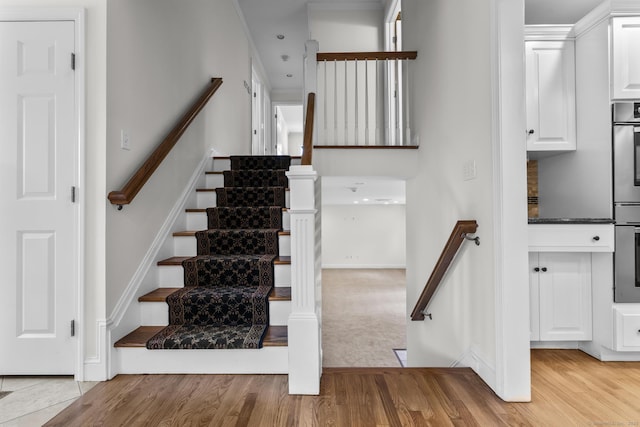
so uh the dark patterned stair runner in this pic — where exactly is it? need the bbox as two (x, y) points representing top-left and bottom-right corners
(146, 155), (291, 350)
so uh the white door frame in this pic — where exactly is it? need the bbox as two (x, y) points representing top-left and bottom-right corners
(0, 7), (86, 380)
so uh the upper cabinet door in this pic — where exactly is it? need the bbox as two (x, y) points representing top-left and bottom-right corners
(612, 17), (640, 100)
(525, 40), (577, 153)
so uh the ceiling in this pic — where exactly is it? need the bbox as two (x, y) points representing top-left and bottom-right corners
(236, 0), (604, 205)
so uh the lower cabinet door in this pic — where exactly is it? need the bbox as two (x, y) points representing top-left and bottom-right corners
(538, 252), (592, 341)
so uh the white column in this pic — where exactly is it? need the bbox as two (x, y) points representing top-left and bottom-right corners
(286, 165), (321, 395)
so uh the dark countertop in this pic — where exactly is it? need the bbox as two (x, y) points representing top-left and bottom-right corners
(528, 218), (615, 224)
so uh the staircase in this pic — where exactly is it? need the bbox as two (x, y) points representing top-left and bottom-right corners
(114, 155), (295, 374)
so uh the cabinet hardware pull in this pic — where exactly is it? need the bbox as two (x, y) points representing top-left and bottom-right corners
(528, 129), (535, 135)
(593, 236), (600, 241)
(541, 267), (547, 272)
(534, 267), (540, 272)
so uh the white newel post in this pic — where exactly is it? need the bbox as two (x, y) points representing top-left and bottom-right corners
(286, 165), (321, 395)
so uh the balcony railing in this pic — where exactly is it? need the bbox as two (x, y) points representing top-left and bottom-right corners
(304, 41), (417, 147)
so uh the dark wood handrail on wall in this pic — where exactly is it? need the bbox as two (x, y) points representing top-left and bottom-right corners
(108, 77), (223, 209)
(301, 92), (315, 166)
(411, 220), (478, 321)
(317, 51), (418, 61)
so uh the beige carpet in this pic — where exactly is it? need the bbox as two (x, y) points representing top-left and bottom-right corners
(321, 269), (407, 367)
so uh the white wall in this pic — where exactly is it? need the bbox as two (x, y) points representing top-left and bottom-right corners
(0, 0), (108, 376)
(538, 20), (612, 219)
(402, 0), (530, 401)
(288, 132), (303, 156)
(322, 204), (405, 268)
(105, 0), (253, 317)
(308, 3), (383, 52)
(403, 0), (496, 367)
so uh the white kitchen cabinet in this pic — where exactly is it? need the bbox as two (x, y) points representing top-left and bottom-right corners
(529, 252), (592, 341)
(611, 17), (640, 100)
(525, 40), (577, 153)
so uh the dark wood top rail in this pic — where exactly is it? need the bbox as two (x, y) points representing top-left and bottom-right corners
(411, 220), (478, 321)
(108, 77), (223, 208)
(317, 51), (417, 61)
(301, 92), (315, 166)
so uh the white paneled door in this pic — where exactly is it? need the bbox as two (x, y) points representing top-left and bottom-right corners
(0, 21), (77, 374)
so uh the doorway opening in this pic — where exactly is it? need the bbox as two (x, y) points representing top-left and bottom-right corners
(321, 176), (407, 367)
(273, 102), (303, 156)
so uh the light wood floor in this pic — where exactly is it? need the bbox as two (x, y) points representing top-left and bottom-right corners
(45, 349), (640, 426)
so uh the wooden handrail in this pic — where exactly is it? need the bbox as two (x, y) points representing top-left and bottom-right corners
(411, 220), (478, 321)
(108, 77), (223, 208)
(317, 51), (417, 61)
(301, 92), (315, 166)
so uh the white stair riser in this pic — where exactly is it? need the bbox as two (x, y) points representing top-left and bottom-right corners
(140, 300), (291, 326)
(279, 235), (291, 257)
(173, 234), (290, 257)
(269, 301), (291, 326)
(196, 191), (216, 209)
(206, 173), (224, 188)
(197, 190), (288, 209)
(212, 158), (231, 172)
(274, 263), (290, 287)
(285, 191), (290, 208)
(159, 263), (291, 287)
(186, 212), (207, 231)
(187, 211), (288, 231)
(116, 346), (288, 374)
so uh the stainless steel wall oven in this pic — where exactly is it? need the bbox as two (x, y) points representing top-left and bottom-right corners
(613, 102), (640, 302)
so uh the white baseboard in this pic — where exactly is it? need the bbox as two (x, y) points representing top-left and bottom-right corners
(104, 152), (211, 378)
(452, 346), (496, 392)
(321, 264), (406, 269)
(83, 319), (108, 381)
(530, 341), (580, 349)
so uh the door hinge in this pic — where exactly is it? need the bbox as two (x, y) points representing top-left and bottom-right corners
(70, 320), (75, 337)
(71, 53), (76, 70)
(71, 186), (77, 203)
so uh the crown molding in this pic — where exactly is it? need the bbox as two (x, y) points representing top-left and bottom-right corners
(524, 25), (575, 41)
(574, 0), (640, 38)
(308, 1), (384, 12)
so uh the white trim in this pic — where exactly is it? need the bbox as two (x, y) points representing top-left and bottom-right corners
(491, 0), (531, 402)
(452, 346), (497, 392)
(524, 25), (575, 41)
(0, 7), (87, 382)
(231, 0), (271, 92)
(83, 320), (107, 381)
(321, 264), (405, 269)
(105, 152), (211, 378)
(307, 1), (384, 12)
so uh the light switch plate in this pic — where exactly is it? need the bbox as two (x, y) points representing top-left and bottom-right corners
(463, 160), (477, 181)
(121, 130), (131, 150)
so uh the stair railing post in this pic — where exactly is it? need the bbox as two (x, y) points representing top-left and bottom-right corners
(304, 40), (319, 151)
(286, 165), (321, 395)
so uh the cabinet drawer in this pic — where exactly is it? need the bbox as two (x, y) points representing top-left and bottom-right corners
(528, 224), (614, 252)
(614, 306), (640, 351)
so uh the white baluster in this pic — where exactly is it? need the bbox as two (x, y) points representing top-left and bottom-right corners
(334, 60), (338, 144)
(365, 58), (369, 145)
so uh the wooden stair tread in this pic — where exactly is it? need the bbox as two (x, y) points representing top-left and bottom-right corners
(158, 256), (191, 266)
(173, 230), (289, 237)
(140, 287), (291, 302)
(159, 256), (289, 265)
(196, 188), (216, 192)
(186, 208), (206, 213)
(205, 171), (224, 175)
(269, 287), (291, 301)
(115, 326), (287, 348)
(139, 288), (181, 302)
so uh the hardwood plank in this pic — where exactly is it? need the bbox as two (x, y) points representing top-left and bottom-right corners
(114, 326), (163, 347)
(44, 350), (640, 426)
(157, 256), (191, 266)
(269, 287), (291, 301)
(138, 288), (180, 302)
(263, 325), (288, 347)
(274, 256), (291, 265)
